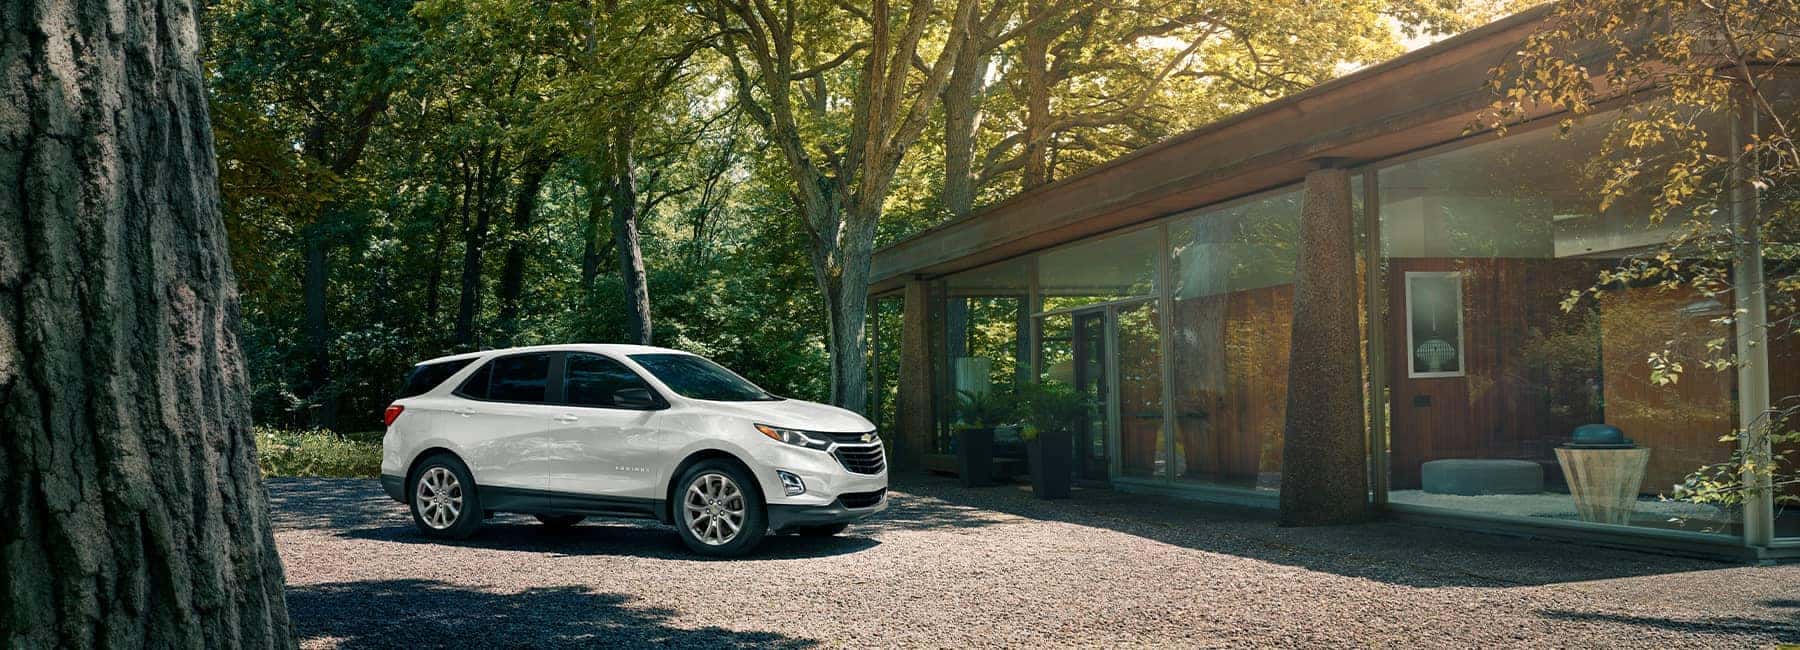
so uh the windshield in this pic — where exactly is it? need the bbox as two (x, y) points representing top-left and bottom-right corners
(629, 353), (780, 402)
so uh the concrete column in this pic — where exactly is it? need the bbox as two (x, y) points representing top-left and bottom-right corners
(896, 278), (935, 470)
(1280, 163), (1370, 526)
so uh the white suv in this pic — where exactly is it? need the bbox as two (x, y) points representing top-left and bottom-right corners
(378, 344), (888, 557)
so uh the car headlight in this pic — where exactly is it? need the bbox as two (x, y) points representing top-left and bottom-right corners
(755, 423), (833, 451)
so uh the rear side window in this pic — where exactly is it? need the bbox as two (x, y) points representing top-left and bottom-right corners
(489, 353), (552, 402)
(397, 358), (476, 398)
(565, 353), (656, 408)
(457, 353), (552, 403)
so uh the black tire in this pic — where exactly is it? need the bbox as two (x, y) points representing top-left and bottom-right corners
(408, 454), (483, 539)
(535, 514), (585, 529)
(672, 459), (767, 558)
(795, 523), (849, 537)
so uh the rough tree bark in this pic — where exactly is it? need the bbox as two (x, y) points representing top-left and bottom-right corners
(1279, 164), (1368, 526)
(940, 12), (993, 217)
(495, 153), (556, 345)
(0, 0), (295, 645)
(608, 126), (653, 345)
(1019, 0), (1054, 190)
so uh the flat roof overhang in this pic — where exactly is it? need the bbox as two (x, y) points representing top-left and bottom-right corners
(869, 5), (1563, 295)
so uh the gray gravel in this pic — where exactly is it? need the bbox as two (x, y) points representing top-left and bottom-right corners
(270, 475), (1799, 648)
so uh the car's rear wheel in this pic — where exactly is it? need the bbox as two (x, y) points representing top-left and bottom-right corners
(794, 523), (849, 537)
(673, 460), (767, 557)
(535, 514), (585, 529)
(410, 454), (482, 539)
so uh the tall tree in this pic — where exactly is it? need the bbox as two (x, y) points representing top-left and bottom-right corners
(209, 0), (418, 429)
(706, 0), (979, 410)
(1, 0), (293, 644)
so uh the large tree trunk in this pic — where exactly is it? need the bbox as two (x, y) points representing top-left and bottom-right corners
(941, 28), (989, 217)
(1020, 0), (1054, 191)
(810, 207), (876, 413)
(0, 0), (295, 645)
(496, 153), (556, 345)
(580, 167), (607, 304)
(300, 228), (335, 428)
(453, 146), (501, 349)
(609, 127), (653, 345)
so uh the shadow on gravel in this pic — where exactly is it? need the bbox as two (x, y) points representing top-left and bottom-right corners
(287, 578), (818, 648)
(268, 478), (403, 531)
(884, 473), (1745, 589)
(1536, 609), (1799, 642)
(337, 522), (880, 560)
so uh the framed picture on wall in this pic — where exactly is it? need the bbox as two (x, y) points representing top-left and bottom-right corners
(1405, 271), (1465, 378)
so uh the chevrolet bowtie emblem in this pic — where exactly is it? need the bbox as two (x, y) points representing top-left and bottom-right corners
(861, 433), (875, 443)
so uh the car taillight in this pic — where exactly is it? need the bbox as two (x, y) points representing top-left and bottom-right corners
(383, 404), (405, 427)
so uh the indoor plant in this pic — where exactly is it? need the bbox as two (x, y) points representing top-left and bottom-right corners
(953, 386), (1018, 487)
(1018, 381), (1089, 499)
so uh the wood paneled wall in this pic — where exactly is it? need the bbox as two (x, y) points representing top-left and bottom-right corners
(1385, 258), (1743, 494)
(1171, 285), (1294, 482)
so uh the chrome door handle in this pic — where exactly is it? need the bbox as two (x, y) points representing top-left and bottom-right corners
(554, 414), (579, 423)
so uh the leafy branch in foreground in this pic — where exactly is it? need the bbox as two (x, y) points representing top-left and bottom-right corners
(1484, 0), (1800, 513)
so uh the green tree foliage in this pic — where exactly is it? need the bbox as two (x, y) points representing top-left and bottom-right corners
(1483, 0), (1799, 508)
(208, 0), (1508, 430)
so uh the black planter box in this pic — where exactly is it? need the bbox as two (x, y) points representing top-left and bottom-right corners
(1026, 430), (1073, 499)
(956, 428), (997, 487)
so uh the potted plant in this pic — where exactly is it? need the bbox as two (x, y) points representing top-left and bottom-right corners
(953, 386), (1018, 487)
(1018, 381), (1088, 499)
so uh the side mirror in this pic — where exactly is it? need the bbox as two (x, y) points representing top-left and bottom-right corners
(613, 387), (660, 410)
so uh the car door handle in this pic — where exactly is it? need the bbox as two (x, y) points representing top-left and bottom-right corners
(455, 408), (475, 417)
(554, 413), (579, 423)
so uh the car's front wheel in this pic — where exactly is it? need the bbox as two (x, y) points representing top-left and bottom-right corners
(673, 460), (767, 557)
(409, 454), (482, 539)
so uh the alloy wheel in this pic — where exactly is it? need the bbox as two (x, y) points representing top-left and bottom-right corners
(415, 466), (463, 529)
(682, 472), (746, 546)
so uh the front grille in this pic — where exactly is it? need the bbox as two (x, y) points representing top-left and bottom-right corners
(832, 443), (886, 475)
(839, 489), (886, 509)
(816, 430), (880, 445)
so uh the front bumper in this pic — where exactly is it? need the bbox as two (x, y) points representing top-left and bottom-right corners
(766, 491), (889, 533)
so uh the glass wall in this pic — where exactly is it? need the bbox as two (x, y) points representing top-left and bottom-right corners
(1168, 191), (1303, 491)
(1377, 109), (1744, 536)
(1036, 228), (1164, 482)
(904, 82), (1798, 552)
(937, 258), (1032, 455)
(1038, 227), (1159, 310)
(1765, 77), (1800, 541)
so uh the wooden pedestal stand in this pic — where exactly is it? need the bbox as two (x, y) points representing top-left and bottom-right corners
(1554, 447), (1651, 526)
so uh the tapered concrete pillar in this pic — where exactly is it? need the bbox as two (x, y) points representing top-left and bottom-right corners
(896, 279), (935, 470)
(1280, 163), (1370, 526)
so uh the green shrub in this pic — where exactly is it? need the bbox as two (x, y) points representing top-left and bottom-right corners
(256, 426), (383, 478)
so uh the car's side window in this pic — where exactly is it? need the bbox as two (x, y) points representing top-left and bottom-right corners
(487, 353), (552, 403)
(565, 353), (656, 408)
(397, 358), (476, 398)
(456, 361), (493, 399)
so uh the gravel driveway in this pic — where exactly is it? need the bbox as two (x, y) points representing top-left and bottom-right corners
(271, 475), (1799, 648)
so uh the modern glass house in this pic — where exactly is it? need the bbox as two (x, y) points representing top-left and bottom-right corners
(865, 7), (1799, 560)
